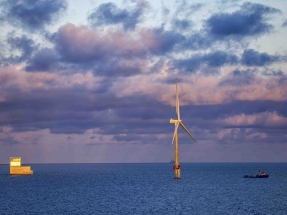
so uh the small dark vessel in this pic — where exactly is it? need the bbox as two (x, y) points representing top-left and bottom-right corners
(243, 170), (269, 178)
(170, 159), (175, 163)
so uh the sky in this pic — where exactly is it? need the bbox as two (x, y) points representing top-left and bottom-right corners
(0, 0), (287, 164)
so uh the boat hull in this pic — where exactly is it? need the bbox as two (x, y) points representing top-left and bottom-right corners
(243, 174), (269, 178)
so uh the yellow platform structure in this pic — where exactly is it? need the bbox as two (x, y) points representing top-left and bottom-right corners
(10, 157), (33, 175)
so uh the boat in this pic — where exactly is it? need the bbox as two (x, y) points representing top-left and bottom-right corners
(170, 159), (175, 163)
(243, 170), (269, 178)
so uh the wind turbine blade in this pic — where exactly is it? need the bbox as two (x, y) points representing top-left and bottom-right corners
(176, 78), (180, 120)
(172, 122), (179, 144)
(179, 121), (197, 143)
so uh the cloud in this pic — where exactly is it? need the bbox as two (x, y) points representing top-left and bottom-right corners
(0, 64), (287, 149)
(88, 1), (149, 30)
(92, 58), (148, 77)
(241, 49), (281, 66)
(179, 2), (282, 51)
(0, 126), (21, 145)
(112, 133), (170, 145)
(1, 34), (37, 66)
(212, 127), (287, 144)
(47, 23), (184, 76)
(219, 69), (256, 86)
(169, 3), (204, 31)
(184, 100), (287, 122)
(220, 112), (287, 128)
(0, 0), (67, 31)
(172, 19), (192, 31)
(181, 33), (213, 50)
(51, 23), (141, 63)
(262, 69), (285, 77)
(0, 0), (287, 161)
(174, 2), (204, 17)
(282, 20), (287, 27)
(189, 3), (205, 12)
(52, 24), (146, 62)
(146, 28), (185, 54)
(25, 48), (59, 72)
(205, 2), (281, 39)
(174, 51), (238, 73)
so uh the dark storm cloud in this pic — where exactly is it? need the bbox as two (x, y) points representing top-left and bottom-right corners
(205, 2), (280, 39)
(219, 69), (256, 86)
(0, 0), (67, 31)
(262, 69), (285, 77)
(179, 2), (282, 51)
(241, 49), (281, 66)
(149, 28), (185, 55)
(115, 98), (171, 121)
(119, 98), (286, 143)
(0, 87), (111, 134)
(108, 99), (287, 144)
(112, 133), (169, 145)
(182, 100), (287, 122)
(0, 74), (184, 142)
(0, 84), (171, 135)
(0, 135), (21, 145)
(201, 51), (238, 67)
(88, 1), (149, 30)
(92, 60), (143, 77)
(1, 75), (286, 145)
(174, 51), (238, 73)
(26, 48), (59, 72)
(215, 127), (287, 144)
(182, 33), (213, 50)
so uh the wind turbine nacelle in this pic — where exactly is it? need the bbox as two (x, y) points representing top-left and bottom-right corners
(170, 118), (179, 123)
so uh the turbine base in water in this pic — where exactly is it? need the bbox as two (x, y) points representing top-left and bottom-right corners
(173, 164), (181, 179)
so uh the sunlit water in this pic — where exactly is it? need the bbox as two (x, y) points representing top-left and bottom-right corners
(1, 163), (286, 214)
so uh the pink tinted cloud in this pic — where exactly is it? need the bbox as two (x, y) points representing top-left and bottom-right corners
(219, 112), (287, 128)
(163, 68), (287, 106)
(55, 23), (151, 60)
(0, 66), (60, 92)
(111, 69), (287, 108)
(0, 66), (105, 97)
(54, 23), (180, 62)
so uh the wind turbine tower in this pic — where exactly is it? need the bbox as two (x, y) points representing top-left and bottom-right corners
(170, 79), (197, 179)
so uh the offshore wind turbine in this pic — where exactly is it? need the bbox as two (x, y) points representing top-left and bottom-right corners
(170, 79), (197, 179)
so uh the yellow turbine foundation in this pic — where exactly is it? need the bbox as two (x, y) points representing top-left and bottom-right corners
(10, 157), (33, 175)
(173, 127), (181, 179)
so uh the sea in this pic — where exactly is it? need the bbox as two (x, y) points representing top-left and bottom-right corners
(0, 163), (286, 215)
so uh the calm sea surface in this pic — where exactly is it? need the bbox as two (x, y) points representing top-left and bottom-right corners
(0, 163), (287, 215)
